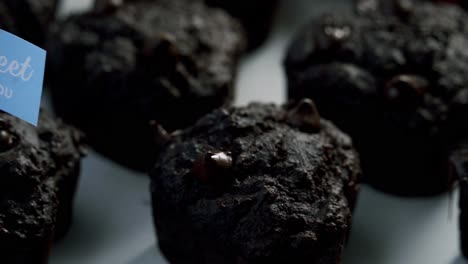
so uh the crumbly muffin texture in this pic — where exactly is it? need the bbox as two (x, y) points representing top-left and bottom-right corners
(284, 1), (468, 195)
(0, 111), (85, 263)
(151, 102), (361, 264)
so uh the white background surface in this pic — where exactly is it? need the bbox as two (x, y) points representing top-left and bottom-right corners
(49, 0), (465, 263)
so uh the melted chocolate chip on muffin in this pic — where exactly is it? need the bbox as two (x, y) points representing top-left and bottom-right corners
(151, 101), (361, 264)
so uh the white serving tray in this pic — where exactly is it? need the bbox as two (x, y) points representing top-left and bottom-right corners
(50, 0), (463, 263)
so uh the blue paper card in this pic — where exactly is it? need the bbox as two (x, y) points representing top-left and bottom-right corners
(0, 29), (46, 126)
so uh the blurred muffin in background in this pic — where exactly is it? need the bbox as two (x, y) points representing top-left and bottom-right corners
(46, 0), (246, 171)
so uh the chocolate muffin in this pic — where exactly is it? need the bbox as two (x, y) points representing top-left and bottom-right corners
(0, 111), (85, 264)
(151, 100), (361, 264)
(47, 0), (246, 171)
(284, 1), (468, 196)
(205, 0), (278, 49)
(0, 0), (58, 46)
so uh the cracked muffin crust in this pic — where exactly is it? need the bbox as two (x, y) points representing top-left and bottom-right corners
(151, 101), (361, 264)
(284, 1), (468, 196)
(0, 111), (86, 264)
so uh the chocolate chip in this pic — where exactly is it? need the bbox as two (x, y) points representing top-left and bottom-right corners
(323, 24), (351, 42)
(287, 98), (321, 133)
(206, 152), (233, 171)
(192, 151), (233, 183)
(143, 34), (180, 74)
(0, 130), (16, 152)
(143, 34), (178, 60)
(384, 74), (428, 106)
(316, 17), (352, 51)
(150, 121), (172, 147)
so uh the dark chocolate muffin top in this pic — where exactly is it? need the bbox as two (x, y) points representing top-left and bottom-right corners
(151, 102), (361, 263)
(286, 1), (468, 106)
(0, 111), (85, 247)
(284, 1), (468, 195)
(48, 0), (245, 131)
